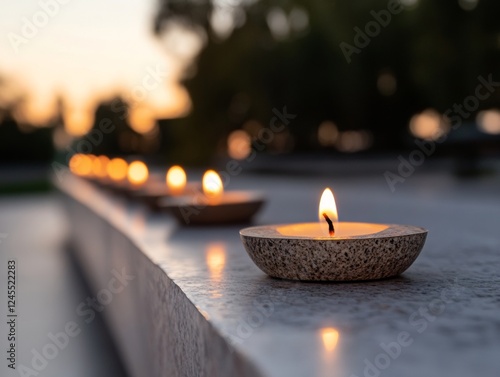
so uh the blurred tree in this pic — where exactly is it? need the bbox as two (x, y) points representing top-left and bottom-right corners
(71, 97), (175, 160)
(0, 77), (54, 165)
(0, 112), (53, 164)
(154, 0), (500, 164)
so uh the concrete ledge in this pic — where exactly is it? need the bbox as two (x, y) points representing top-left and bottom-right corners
(56, 172), (500, 377)
(60, 177), (263, 377)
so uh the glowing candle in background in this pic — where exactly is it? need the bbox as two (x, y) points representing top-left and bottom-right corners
(69, 154), (92, 177)
(68, 154), (82, 175)
(202, 170), (224, 203)
(127, 161), (149, 186)
(160, 168), (264, 225)
(92, 155), (109, 179)
(107, 158), (128, 182)
(166, 165), (187, 195)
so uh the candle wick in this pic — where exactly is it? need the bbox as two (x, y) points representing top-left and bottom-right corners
(322, 213), (335, 236)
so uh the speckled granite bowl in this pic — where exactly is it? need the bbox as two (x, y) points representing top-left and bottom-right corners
(240, 223), (427, 281)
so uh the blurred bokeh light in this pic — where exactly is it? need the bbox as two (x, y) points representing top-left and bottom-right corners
(107, 158), (128, 181)
(476, 110), (500, 135)
(0, 0), (499, 168)
(127, 161), (149, 185)
(227, 129), (251, 160)
(409, 109), (450, 141)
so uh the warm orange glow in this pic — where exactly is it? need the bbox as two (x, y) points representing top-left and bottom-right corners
(92, 155), (109, 178)
(202, 170), (224, 200)
(166, 165), (187, 195)
(409, 109), (449, 141)
(318, 121), (339, 146)
(277, 222), (388, 238)
(64, 109), (94, 137)
(107, 158), (128, 182)
(319, 188), (338, 223)
(335, 130), (373, 153)
(206, 243), (226, 282)
(148, 83), (193, 119)
(69, 154), (92, 176)
(129, 107), (157, 134)
(227, 130), (251, 160)
(476, 110), (500, 134)
(12, 98), (56, 127)
(321, 328), (339, 352)
(127, 161), (149, 186)
(69, 154), (81, 174)
(1, 0), (199, 130)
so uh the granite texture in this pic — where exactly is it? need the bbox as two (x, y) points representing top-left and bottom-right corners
(57, 171), (500, 377)
(62, 186), (264, 377)
(240, 225), (427, 281)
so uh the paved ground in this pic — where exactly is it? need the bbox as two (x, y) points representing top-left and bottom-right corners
(0, 194), (127, 377)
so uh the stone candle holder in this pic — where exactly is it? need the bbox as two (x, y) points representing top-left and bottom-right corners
(159, 192), (265, 225)
(131, 183), (201, 210)
(240, 223), (427, 281)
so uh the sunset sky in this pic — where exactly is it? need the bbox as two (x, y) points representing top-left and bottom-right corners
(0, 0), (201, 134)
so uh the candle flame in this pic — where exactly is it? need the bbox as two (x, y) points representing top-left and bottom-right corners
(319, 188), (338, 235)
(92, 155), (109, 178)
(166, 165), (187, 195)
(107, 158), (128, 182)
(202, 170), (224, 199)
(127, 161), (149, 186)
(321, 327), (339, 352)
(69, 154), (92, 176)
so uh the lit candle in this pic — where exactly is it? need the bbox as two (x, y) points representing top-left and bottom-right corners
(240, 188), (427, 281)
(130, 165), (202, 210)
(159, 169), (265, 225)
(127, 161), (149, 187)
(202, 169), (224, 204)
(277, 188), (390, 238)
(319, 188), (337, 236)
(69, 154), (93, 177)
(166, 165), (187, 196)
(107, 158), (128, 182)
(92, 155), (109, 179)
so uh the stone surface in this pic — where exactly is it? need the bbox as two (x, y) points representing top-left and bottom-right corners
(58, 170), (500, 377)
